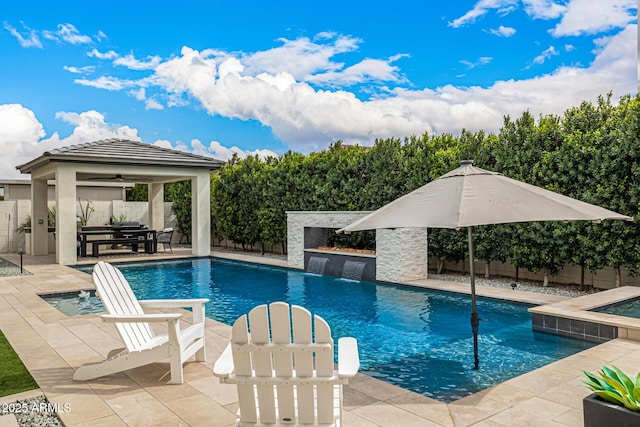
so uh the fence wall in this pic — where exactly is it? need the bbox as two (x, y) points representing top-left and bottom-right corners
(433, 259), (640, 290)
(0, 200), (177, 253)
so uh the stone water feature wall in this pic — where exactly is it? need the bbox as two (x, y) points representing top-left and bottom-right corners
(287, 211), (429, 283)
(376, 228), (429, 282)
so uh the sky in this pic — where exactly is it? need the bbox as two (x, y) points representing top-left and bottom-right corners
(0, 0), (637, 179)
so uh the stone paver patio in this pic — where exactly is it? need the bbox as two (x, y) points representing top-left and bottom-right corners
(1, 249), (640, 426)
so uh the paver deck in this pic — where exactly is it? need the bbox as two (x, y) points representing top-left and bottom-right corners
(1, 248), (640, 426)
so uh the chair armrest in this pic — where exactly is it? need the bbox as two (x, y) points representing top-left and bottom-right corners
(213, 343), (234, 379)
(100, 313), (182, 323)
(337, 337), (359, 378)
(139, 298), (209, 309)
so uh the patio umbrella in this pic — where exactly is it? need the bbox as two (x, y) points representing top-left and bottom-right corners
(337, 160), (632, 369)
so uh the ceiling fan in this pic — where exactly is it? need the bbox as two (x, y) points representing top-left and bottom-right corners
(86, 174), (147, 182)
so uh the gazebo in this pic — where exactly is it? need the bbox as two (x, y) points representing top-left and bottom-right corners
(16, 139), (224, 265)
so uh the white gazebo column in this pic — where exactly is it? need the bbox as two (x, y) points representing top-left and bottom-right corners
(148, 183), (164, 231)
(30, 178), (49, 256)
(55, 165), (77, 265)
(191, 171), (211, 256)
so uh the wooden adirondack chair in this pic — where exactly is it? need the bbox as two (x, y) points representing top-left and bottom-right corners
(73, 261), (209, 384)
(213, 301), (359, 426)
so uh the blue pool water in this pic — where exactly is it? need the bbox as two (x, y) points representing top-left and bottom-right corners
(42, 290), (104, 315)
(592, 297), (640, 318)
(73, 257), (594, 402)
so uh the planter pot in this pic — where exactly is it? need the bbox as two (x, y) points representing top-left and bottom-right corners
(583, 393), (640, 427)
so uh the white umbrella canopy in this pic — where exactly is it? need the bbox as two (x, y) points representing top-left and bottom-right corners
(338, 160), (632, 370)
(339, 160), (631, 232)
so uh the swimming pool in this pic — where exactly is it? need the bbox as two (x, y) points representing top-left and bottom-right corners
(74, 257), (594, 402)
(592, 297), (640, 319)
(41, 290), (104, 315)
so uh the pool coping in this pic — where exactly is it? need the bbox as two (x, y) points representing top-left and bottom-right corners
(1, 249), (640, 426)
(529, 286), (640, 342)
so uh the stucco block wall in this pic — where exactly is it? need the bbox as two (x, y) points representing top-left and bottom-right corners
(437, 259), (638, 290)
(0, 200), (177, 253)
(81, 201), (111, 226)
(3, 183), (128, 202)
(0, 201), (17, 252)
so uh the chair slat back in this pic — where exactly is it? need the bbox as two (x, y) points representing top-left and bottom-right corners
(314, 315), (335, 424)
(270, 303), (295, 423)
(230, 302), (337, 426)
(92, 262), (155, 351)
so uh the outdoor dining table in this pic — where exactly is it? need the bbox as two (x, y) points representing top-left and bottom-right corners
(78, 227), (157, 257)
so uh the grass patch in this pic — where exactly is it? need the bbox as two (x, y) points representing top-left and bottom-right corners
(0, 329), (38, 397)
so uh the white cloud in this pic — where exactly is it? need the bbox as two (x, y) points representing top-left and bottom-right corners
(449, 0), (518, 28)
(551, 0), (637, 36)
(532, 46), (559, 64)
(460, 57), (493, 69)
(153, 139), (189, 152)
(42, 23), (92, 45)
(0, 105), (45, 143)
(145, 98), (164, 110)
(1, 25), (635, 178)
(48, 111), (141, 145)
(74, 75), (135, 91)
(307, 56), (407, 87)
(130, 88), (146, 101)
(151, 138), (271, 161)
(0, 104), (271, 178)
(590, 25), (637, 75)
(243, 34), (361, 82)
(488, 25), (516, 37)
(565, 44), (575, 52)
(152, 48), (430, 151)
(67, 23), (637, 156)
(95, 30), (107, 42)
(148, 25), (635, 151)
(192, 139), (277, 161)
(451, 0), (635, 37)
(152, 139), (173, 149)
(0, 107), (144, 178)
(64, 65), (96, 75)
(522, 0), (566, 19)
(87, 49), (118, 60)
(114, 53), (162, 70)
(0, 105), (45, 179)
(3, 22), (42, 48)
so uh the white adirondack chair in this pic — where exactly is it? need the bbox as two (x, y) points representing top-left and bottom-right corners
(73, 261), (209, 384)
(213, 301), (359, 426)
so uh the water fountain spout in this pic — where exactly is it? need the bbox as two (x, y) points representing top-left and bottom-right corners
(342, 261), (366, 281)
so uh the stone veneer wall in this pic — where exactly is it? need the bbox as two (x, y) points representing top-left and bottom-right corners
(376, 228), (429, 283)
(287, 211), (370, 270)
(287, 211), (429, 283)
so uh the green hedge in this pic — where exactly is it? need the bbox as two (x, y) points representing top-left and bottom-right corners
(182, 93), (640, 285)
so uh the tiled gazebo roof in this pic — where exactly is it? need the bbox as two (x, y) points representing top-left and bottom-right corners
(17, 138), (224, 174)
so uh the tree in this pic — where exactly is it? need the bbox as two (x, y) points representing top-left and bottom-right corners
(429, 228), (468, 274)
(473, 225), (511, 278)
(126, 184), (148, 201)
(166, 180), (192, 243)
(211, 155), (265, 250)
(257, 152), (306, 254)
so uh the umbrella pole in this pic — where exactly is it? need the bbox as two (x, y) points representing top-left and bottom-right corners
(468, 226), (480, 370)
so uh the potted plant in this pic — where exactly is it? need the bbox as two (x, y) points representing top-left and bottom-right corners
(582, 365), (640, 426)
